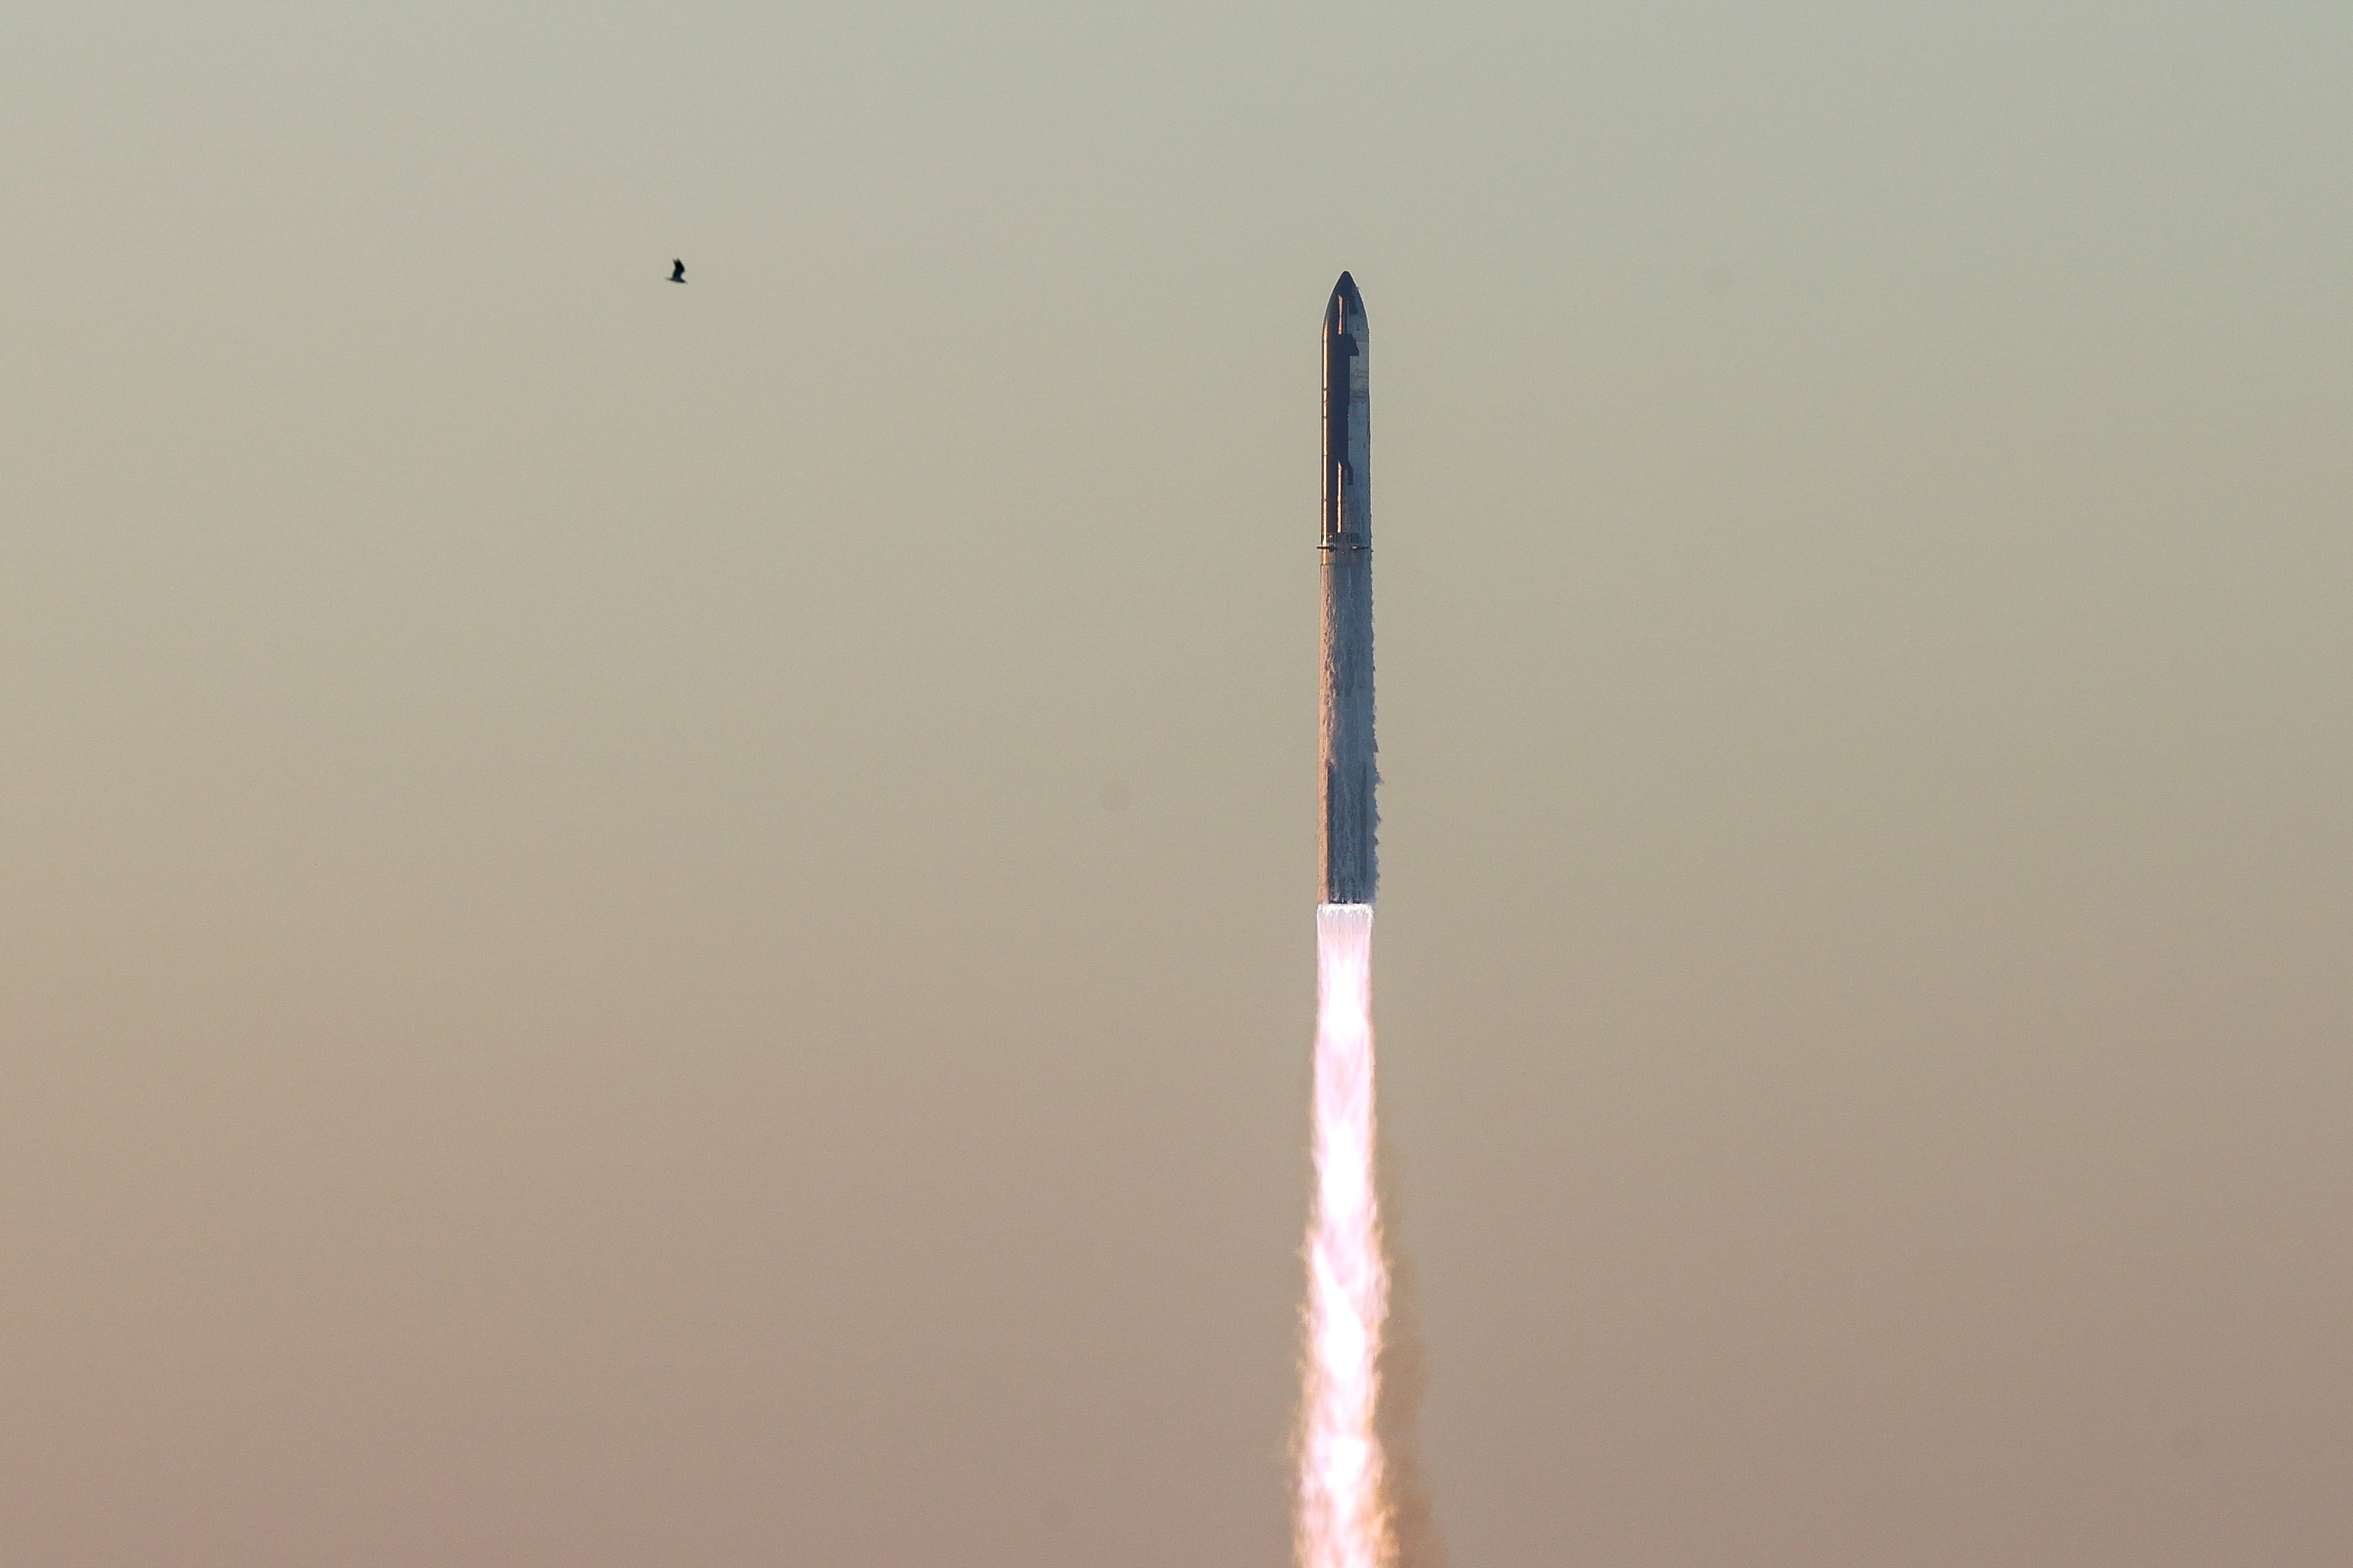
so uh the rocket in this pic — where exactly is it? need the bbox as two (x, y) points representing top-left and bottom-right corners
(1320, 273), (1377, 907)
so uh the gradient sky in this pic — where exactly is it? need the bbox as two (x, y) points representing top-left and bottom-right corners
(7, 4), (2352, 1564)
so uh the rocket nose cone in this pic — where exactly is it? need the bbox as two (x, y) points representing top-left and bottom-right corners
(1326, 273), (1365, 339)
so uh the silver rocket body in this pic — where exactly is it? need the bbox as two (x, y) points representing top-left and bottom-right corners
(1320, 273), (1376, 906)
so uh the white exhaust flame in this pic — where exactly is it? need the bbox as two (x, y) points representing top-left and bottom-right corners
(1297, 902), (1392, 1568)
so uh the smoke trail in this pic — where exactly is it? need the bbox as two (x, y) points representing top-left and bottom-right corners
(1375, 1162), (1445, 1568)
(1298, 902), (1392, 1568)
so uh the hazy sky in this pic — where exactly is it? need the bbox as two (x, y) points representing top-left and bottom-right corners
(7, 4), (2352, 1564)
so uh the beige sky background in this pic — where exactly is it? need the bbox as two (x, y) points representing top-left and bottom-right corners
(7, 4), (2352, 1564)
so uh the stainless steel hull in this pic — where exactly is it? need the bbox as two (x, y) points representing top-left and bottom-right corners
(1319, 273), (1376, 907)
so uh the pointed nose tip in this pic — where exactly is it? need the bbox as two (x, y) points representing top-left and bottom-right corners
(1331, 270), (1360, 309)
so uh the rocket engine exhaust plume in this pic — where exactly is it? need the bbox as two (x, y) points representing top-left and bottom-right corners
(1299, 902), (1391, 1568)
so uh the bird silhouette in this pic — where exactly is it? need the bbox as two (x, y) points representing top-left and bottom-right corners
(670, 260), (686, 283)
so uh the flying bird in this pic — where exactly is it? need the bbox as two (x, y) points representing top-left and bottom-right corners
(669, 259), (686, 283)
